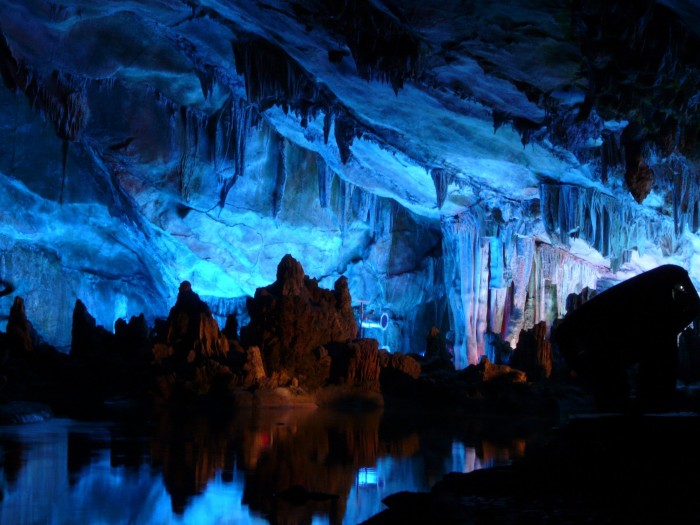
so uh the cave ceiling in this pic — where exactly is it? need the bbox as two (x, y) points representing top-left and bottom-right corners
(0, 0), (699, 352)
(3, 0), (698, 212)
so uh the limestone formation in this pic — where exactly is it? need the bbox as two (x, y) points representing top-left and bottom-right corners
(243, 346), (266, 384)
(378, 349), (421, 380)
(555, 264), (700, 410)
(510, 321), (552, 381)
(328, 339), (381, 388)
(6, 297), (35, 353)
(461, 357), (527, 384)
(164, 281), (229, 361)
(70, 299), (114, 359)
(241, 254), (357, 389)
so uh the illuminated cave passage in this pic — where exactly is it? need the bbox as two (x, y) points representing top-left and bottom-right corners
(1, 0), (699, 370)
(0, 1), (700, 367)
(2, 1), (700, 524)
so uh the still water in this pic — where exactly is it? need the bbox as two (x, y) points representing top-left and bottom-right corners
(0, 408), (547, 525)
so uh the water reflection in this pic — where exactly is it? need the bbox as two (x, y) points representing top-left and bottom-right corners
(0, 409), (544, 525)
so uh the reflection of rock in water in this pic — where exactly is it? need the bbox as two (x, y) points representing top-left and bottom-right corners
(239, 409), (388, 525)
(149, 411), (235, 514)
(140, 407), (549, 522)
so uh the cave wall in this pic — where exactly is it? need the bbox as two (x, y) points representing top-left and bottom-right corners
(0, 78), (445, 352)
(1, 0), (700, 365)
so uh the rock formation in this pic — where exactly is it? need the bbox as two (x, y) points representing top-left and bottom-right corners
(6, 297), (36, 353)
(510, 321), (552, 382)
(555, 264), (700, 410)
(165, 281), (229, 361)
(241, 254), (357, 390)
(70, 299), (114, 359)
(461, 357), (527, 385)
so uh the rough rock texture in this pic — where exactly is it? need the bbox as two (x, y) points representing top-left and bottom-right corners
(462, 357), (527, 384)
(6, 296), (36, 353)
(164, 281), (229, 361)
(328, 339), (382, 389)
(241, 254), (357, 389)
(150, 282), (233, 400)
(1, 0), (699, 372)
(242, 345), (267, 385)
(378, 350), (421, 380)
(510, 321), (553, 382)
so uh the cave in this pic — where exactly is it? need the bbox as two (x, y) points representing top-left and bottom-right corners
(1, 1), (700, 523)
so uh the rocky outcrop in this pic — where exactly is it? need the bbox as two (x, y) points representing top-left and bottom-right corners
(164, 281), (229, 361)
(328, 339), (381, 389)
(114, 313), (152, 363)
(70, 299), (115, 359)
(378, 350), (421, 380)
(461, 357), (527, 384)
(6, 297), (37, 353)
(150, 282), (233, 400)
(510, 321), (552, 381)
(241, 254), (357, 390)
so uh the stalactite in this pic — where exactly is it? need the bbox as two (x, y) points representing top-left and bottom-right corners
(0, 32), (88, 142)
(653, 154), (700, 236)
(531, 241), (600, 327)
(367, 193), (380, 237)
(442, 213), (489, 368)
(323, 111), (332, 144)
(336, 178), (354, 234)
(272, 135), (287, 219)
(317, 157), (335, 209)
(213, 98), (259, 209)
(442, 197), (606, 368)
(540, 183), (674, 271)
(601, 128), (624, 183)
(232, 38), (322, 122)
(334, 114), (356, 164)
(59, 140), (68, 205)
(318, 0), (421, 94)
(354, 187), (376, 226)
(430, 168), (452, 209)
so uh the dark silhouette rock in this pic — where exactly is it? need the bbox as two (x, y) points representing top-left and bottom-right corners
(275, 484), (339, 505)
(554, 264), (700, 411)
(164, 281), (229, 360)
(241, 254), (357, 390)
(421, 326), (455, 372)
(378, 349), (421, 380)
(328, 338), (381, 389)
(565, 286), (597, 314)
(70, 299), (115, 359)
(510, 321), (552, 381)
(461, 357), (527, 384)
(222, 313), (239, 340)
(114, 313), (151, 362)
(6, 297), (37, 353)
(679, 317), (700, 384)
(151, 282), (232, 400)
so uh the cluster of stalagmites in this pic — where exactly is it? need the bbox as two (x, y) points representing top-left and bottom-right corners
(0, 255), (432, 415)
(0, 254), (576, 421)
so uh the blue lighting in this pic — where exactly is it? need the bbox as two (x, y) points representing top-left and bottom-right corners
(356, 467), (378, 486)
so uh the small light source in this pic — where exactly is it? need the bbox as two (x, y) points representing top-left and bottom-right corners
(360, 312), (390, 331)
(357, 467), (377, 486)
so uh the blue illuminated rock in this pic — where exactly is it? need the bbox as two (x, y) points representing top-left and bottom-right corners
(0, 0), (698, 372)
